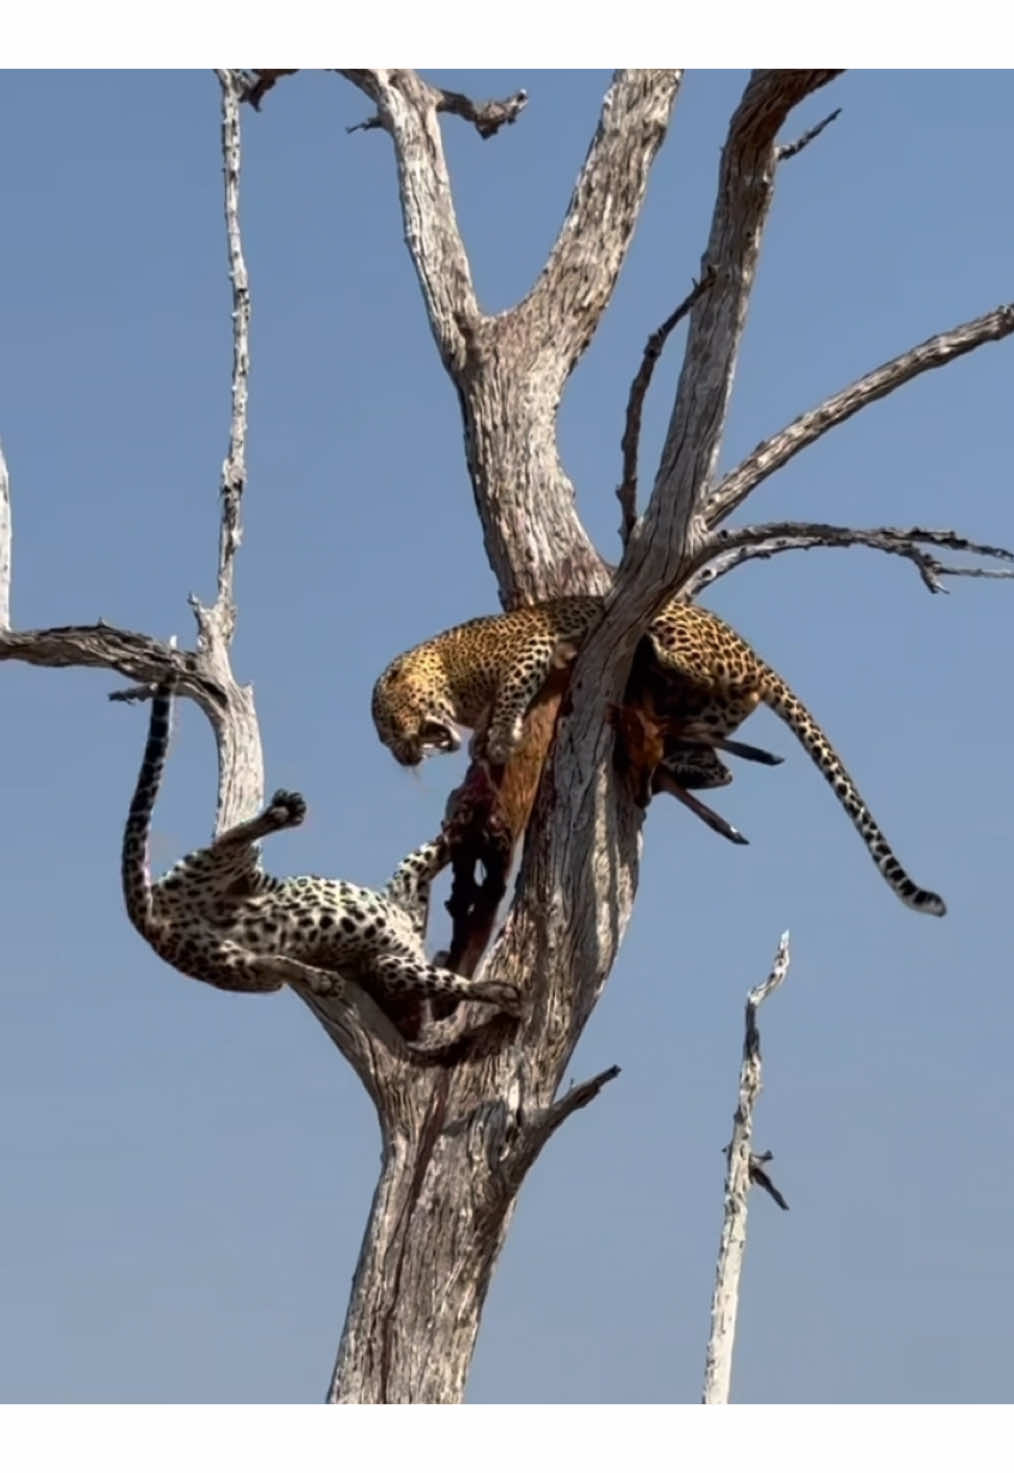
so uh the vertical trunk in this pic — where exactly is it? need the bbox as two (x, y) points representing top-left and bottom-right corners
(459, 343), (610, 605)
(327, 1086), (520, 1404)
(310, 69), (837, 1404)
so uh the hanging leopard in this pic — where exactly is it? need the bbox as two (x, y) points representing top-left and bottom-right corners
(121, 679), (522, 1026)
(371, 596), (946, 917)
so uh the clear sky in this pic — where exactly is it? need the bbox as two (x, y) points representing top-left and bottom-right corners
(0, 69), (1012, 1406)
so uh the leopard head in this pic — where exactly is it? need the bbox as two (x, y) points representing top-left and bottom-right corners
(371, 655), (461, 768)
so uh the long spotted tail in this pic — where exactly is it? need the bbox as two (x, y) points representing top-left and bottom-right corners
(760, 669), (946, 916)
(122, 681), (175, 937)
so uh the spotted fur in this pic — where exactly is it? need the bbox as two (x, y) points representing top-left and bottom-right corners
(122, 682), (522, 1014)
(372, 597), (946, 917)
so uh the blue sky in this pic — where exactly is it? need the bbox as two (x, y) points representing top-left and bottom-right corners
(0, 70), (1012, 1405)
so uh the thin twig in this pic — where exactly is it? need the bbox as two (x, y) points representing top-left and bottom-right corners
(0, 440), (10, 632)
(685, 521), (1014, 599)
(702, 932), (791, 1406)
(346, 113), (387, 136)
(748, 1151), (789, 1211)
(706, 303), (1014, 529)
(616, 271), (715, 547)
(777, 107), (841, 161)
(211, 69), (251, 640)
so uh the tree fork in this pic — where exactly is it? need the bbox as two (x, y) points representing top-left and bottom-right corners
(5, 69), (1012, 1404)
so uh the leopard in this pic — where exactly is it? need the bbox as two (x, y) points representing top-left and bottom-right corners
(121, 679), (522, 1024)
(371, 596), (946, 917)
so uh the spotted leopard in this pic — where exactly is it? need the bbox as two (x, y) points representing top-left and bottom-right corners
(371, 596), (946, 917)
(122, 680), (522, 1018)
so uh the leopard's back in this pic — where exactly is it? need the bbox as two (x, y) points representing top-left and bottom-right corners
(371, 595), (600, 766)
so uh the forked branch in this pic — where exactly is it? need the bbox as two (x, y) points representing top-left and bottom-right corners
(702, 933), (791, 1406)
(686, 522), (1014, 599)
(0, 72), (264, 831)
(570, 72), (842, 767)
(632, 70), (842, 584)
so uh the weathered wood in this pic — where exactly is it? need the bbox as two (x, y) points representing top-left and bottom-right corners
(322, 69), (839, 1404)
(5, 67), (1013, 1405)
(703, 934), (791, 1405)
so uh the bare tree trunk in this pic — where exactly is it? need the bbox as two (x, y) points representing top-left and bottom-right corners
(4, 68), (1013, 1404)
(314, 68), (1013, 1403)
(703, 935), (791, 1405)
(329, 1085), (516, 1403)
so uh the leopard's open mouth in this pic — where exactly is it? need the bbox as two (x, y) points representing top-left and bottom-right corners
(420, 721), (461, 756)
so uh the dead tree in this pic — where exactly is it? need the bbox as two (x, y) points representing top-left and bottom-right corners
(3, 69), (1013, 1404)
(704, 933), (792, 1405)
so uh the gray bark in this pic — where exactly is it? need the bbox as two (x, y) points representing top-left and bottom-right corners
(320, 66), (1012, 1403)
(4, 67), (1013, 1404)
(323, 69), (842, 1403)
(702, 934), (791, 1405)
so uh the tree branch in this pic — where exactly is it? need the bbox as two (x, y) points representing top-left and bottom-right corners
(706, 303), (1014, 529)
(0, 625), (195, 693)
(504, 1065), (621, 1190)
(535, 1063), (621, 1138)
(616, 270), (715, 548)
(685, 521), (1014, 598)
(0, 74), (264, 836)
(702, 932), (791, 1406)
(339, 70), (482, 374)
(623, 71), (843, 600)
(543, 74), (842, 945)
(210, 68), (251, 638)
(747, 1151), (789, 1211)
(776, 106), (841, 162)
(519, 70), (683, 368)
(349, 82), (528, 140)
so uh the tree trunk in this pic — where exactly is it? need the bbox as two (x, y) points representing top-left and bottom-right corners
(5, 68), (1012, 1404)
(329, 1094), (517, 1403)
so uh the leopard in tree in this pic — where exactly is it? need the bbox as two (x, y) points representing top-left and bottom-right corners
(371, 596), (946, 917)
(121, 679), (522, 1023)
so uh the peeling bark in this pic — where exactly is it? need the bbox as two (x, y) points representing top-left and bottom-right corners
(6, 67), (1013, 1404)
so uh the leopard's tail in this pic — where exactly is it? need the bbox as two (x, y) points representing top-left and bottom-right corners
(122, 681), (175, 937)
(760, 667), (946, 916)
